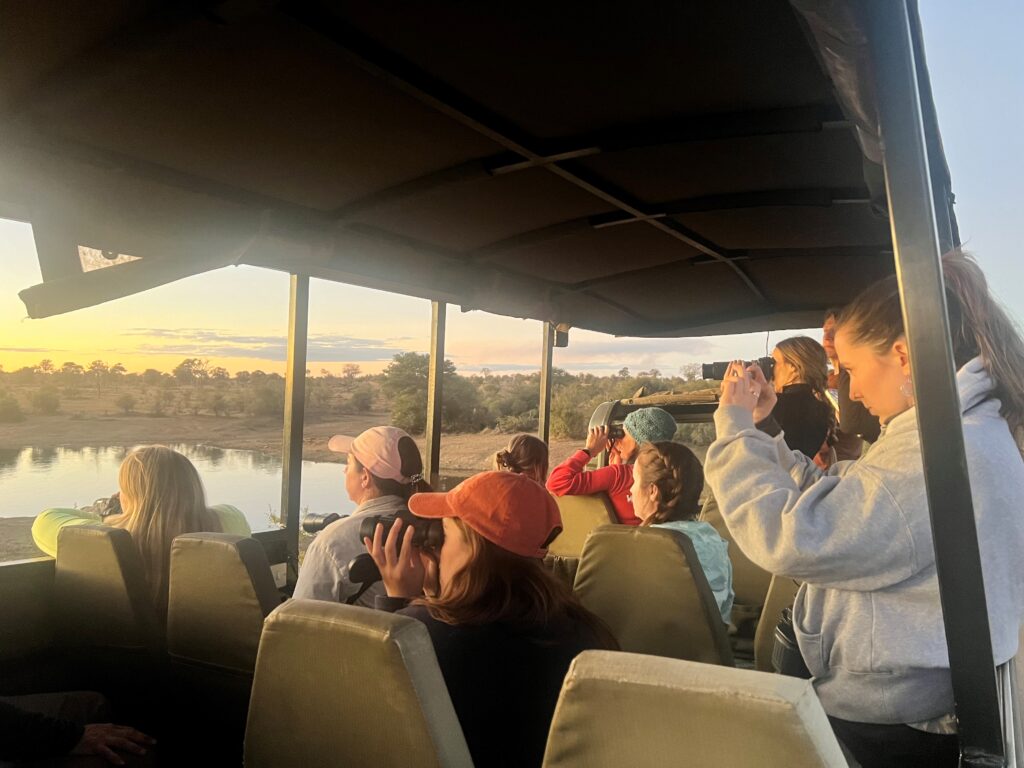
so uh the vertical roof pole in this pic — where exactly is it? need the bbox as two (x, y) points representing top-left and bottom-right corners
(539, 321), (555, 444)
(280, 273), (309, 589)
(425, 301), (446, 488)
(870, 2), (1004, 764)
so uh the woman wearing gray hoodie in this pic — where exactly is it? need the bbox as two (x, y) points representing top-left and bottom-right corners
(705, 251), (1024, 768)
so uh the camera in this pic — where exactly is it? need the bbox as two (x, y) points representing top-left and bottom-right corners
(701, 356), (775, 381)
(302, 511), (342, 534)
(607, 424), (625, 440)
(358, 510), (444, 553)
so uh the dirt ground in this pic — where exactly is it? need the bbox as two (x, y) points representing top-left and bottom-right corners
(0, 410), (582, 470)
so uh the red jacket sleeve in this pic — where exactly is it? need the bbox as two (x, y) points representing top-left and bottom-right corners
(546, 450), (632, 497)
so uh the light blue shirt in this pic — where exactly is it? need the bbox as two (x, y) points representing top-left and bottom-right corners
(653, 519), (734, 624)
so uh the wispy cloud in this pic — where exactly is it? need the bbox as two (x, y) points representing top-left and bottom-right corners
(119, 328), (408, 362)
(0, 346), (67, 354)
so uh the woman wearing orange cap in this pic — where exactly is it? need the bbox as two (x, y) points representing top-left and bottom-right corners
(365, 471), (616, 768)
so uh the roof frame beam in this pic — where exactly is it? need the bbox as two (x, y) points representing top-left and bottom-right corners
(466, 187), (872, 262)
(281, 0), (767, 303)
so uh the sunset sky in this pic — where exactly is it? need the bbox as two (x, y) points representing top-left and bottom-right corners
(2, 2), (1021, 378)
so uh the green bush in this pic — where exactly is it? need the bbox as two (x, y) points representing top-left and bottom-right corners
(31, 387), (60, 415)
(251, 385), (284, 417)
(0, 394), (25, 423)
(116, 393), (136, 415)
(347, 385), (374, 413)
(495, 409), (538, 433)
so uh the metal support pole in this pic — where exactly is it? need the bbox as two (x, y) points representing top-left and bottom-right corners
(280, 274), (309, 588)
(539, 322), (554, 444)
(871, 3), (1004, 764)
(424, 301), (446, 487)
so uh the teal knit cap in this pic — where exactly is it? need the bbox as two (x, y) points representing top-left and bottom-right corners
(623, 407), (677, 444)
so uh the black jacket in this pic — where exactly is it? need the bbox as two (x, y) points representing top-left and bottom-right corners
(377, 597), (607, 768)
(0, 699), (82, 761)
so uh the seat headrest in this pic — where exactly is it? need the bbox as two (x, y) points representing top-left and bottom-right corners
(168, 533), (281, 672)
(574, 525), (732, 664)
(244, 599), (472, 768)
(54, 525), (161, 650)
(543, 651), (847, 767)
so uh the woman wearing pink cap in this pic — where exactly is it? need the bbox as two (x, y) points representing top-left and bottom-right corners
(365, 471), (616, 768)
(293, 426), (430, 606)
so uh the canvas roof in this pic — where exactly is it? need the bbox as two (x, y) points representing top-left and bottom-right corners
(0, 0), (955, 336)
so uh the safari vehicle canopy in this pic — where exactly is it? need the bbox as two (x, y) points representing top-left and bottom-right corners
(0, 1), (1014, 764)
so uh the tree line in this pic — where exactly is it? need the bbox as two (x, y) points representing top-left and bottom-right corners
(0, 354), (716, 441)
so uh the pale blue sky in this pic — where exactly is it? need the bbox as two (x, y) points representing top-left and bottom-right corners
(1, 2), (1020, 376)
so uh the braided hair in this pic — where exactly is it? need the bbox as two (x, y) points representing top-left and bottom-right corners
(634, 441), (704, 525)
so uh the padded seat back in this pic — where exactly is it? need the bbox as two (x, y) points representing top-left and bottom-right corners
(542, 650), (848, 767)
(54, 525), (160, 651)
(702, 494), (772, 613)
(549, 493), (616, 557)
(543, 554), (581, 589)
(244, 599), (473, 768)
(168, 533), (280, 672)
(574, 525), (732, 665)
(755, 575), (801, 672)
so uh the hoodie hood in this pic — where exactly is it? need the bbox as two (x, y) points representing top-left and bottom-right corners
(956, 356), (995, 414)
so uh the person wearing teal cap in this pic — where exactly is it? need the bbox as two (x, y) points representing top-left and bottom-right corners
(546, 406), (678, 525)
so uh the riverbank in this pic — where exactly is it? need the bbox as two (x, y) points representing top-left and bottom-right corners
(0, 410), (582, 471)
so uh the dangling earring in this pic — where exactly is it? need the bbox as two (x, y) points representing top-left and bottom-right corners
(899, 377), (914, 398)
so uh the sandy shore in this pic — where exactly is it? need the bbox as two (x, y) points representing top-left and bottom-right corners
(0, 410), (582, 470)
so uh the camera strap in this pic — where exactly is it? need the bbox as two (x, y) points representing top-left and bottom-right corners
(345, 581), (374, 606)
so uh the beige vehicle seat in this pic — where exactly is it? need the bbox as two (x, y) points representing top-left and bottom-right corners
(53, 526), (163, 728)
(702, 493), (772, 628)
(166, 533), (282, 761)
(548, 493), (617, 557)
(755, 575), (802, 672)
(245, 599), (473, 768)
(543, 553), (581, 588)
(574, 525), (733, 665)
(543, 650), (848, 768)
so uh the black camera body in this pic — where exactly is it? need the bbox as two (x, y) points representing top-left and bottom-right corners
(607, 424), (625, 440)
(702, 356), (775, 381)
(358, 509), (444, 553)
(302, 512), (342, 534)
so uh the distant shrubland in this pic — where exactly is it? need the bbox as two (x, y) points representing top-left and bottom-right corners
(0, 354), (717, 441)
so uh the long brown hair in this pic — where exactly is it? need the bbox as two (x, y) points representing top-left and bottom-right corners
(108, 445), (221, 615)
(838, 250), (1024, 447)
(355, 435), (433, 499)
(634, 442), (704, 525)
(775, 336), (830, 400)
(493, 434), (549, 484)
(417, 520), (617, 647)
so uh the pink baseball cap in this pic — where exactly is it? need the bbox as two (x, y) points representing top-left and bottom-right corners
(328, 426), (416, 483)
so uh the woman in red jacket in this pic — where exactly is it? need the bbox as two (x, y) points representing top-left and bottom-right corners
(545, 406), (677, 525)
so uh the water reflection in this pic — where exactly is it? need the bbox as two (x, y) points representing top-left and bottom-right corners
(30, 447), (59, 469)
(0, 448), (20, 475)
(0, 443), (352, 532)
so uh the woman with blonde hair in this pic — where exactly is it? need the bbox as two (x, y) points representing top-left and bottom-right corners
(33, 445), (249, 615)
(492, 433), (549, 484)
(767, 336), (837, 467)
(706, 251), (1024, 766)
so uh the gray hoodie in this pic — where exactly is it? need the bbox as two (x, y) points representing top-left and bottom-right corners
(705, 357), (1024, 724)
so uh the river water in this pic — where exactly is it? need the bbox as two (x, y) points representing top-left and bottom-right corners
(0, 444), (356, 533)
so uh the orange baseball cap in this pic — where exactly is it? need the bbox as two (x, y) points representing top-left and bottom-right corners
(408, 471), (562, 558)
